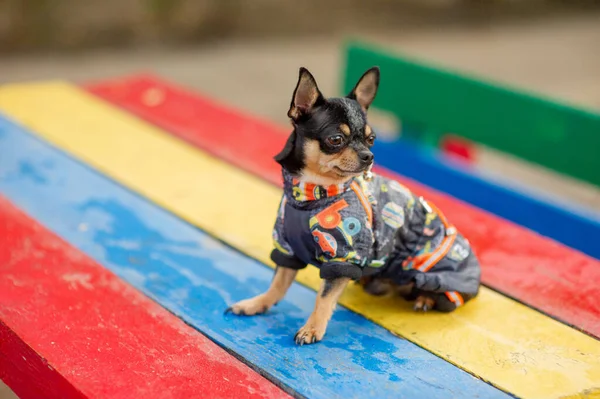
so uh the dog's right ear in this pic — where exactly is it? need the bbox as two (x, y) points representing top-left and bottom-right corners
(288, 67), (325, 121)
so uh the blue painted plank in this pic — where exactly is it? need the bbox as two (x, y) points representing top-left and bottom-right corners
(0, 114), (510, 399)
(372, 136), (600, 259)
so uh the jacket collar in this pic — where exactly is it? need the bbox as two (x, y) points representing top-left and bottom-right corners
(282, 169), (354, 205)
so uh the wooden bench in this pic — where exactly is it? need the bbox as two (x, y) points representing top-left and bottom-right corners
(1, 77), (599, 399)
(0, 88), (509, 399)
(82, 75), (600, 398)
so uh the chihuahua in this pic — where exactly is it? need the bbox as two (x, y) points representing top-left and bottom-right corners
(226, 67), (481, 345)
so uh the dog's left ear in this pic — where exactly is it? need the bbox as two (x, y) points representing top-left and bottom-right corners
(347, 66), (380, 112)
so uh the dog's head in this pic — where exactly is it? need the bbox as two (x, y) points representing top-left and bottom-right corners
(275, 66), (380, 186)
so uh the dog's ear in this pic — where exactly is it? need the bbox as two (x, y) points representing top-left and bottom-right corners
(274, 130), (297, 164)
(288, 67), (325, 121)
(274, 130), (303, 173)
(347, 66), (380, 111)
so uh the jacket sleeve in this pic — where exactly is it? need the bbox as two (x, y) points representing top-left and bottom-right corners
(270, 197), (306, 270)
(313, 214), (374, 281)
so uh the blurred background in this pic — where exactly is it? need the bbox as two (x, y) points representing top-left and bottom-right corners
(0, 1), (599, 397)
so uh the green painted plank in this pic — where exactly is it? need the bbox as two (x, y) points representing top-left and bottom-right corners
(343, 41), (600, 187)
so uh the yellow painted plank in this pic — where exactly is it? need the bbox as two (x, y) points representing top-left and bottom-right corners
(1, 81), (599, 399)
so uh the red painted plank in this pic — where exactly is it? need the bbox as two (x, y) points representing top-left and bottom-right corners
(0, 195), (290, 399)
(86, 75), (600, 338)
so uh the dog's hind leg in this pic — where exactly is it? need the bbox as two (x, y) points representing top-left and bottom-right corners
(359, 276), (394, 296)
(225, 267), (298, 316)
(294, 277), (350, 345)
(413, 294), (436, 312)
(413, 291), (475, 312)
(359, 276), (414, 297)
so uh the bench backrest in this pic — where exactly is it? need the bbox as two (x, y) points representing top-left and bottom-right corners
(342, 41), (600, 187)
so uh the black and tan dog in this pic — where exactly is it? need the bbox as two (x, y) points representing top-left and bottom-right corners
(226, 67), (481, 345)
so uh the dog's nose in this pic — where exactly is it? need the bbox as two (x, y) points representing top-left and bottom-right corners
(359, 151), (374, 163)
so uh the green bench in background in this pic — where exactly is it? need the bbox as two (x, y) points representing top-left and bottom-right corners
(343, 41), (600, 187)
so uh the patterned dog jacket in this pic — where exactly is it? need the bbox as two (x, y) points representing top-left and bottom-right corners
(271, 169), (481, 297)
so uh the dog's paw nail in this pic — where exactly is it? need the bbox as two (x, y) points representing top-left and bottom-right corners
(294, 327), (321, 345)
(295, 332), (308, 346)
(224, 307), (233, 315)
(261, 306), (269, 314)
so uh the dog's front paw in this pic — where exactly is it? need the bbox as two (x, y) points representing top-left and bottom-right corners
(225, 295), (272, 316)
(294, 319), (327, 345)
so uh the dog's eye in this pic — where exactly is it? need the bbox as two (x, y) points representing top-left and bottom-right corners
(366, 135), (376, 146)
(326, 135), (344, 147)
